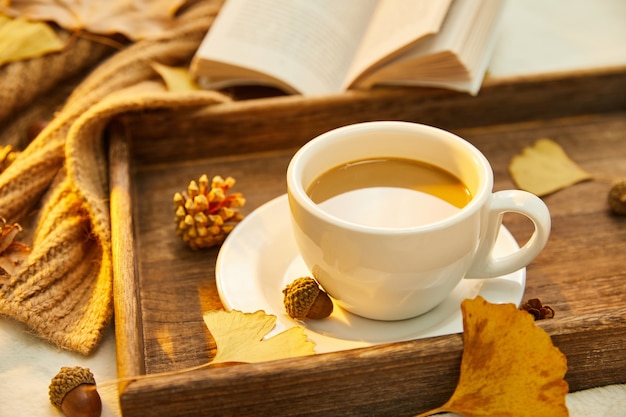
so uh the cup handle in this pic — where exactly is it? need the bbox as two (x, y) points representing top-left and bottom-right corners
(465, 190), (551, 278)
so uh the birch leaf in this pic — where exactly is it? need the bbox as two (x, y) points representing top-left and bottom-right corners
(204, 310), (315, 364)
(509, 138), (592, 196)
(151, 62), (199, 92)
(417, 296), (569, 417)
(0, 14), (65, 65)
(2, 0), (186, 40)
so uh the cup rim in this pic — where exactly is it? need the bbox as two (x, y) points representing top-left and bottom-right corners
(287, 121), (493, 234)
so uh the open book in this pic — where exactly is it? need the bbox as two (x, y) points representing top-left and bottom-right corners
(190, 0), (505, 96)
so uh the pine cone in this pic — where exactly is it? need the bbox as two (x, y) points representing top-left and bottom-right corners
(174, 175), (245, 250)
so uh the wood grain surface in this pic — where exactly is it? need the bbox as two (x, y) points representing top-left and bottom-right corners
(111, 69), (626, 416)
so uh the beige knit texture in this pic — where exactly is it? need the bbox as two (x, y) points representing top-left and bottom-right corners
(0, 31), (114, 128)
(0, 0), (229, 354)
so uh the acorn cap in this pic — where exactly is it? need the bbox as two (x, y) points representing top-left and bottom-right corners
(49, 366), (96, 409)
(283, 277), (321, 319)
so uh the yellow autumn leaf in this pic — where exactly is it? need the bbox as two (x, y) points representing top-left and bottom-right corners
(204, 310), (316, 364)
(417, 296), (569, 417)
(0, 14), (65, 66)
(151, 62), (200, 92)
(2, 0), (186, 41)
(509, 138), (592, 196)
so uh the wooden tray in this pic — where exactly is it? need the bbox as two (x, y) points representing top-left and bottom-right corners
(110, 67), (626, 416)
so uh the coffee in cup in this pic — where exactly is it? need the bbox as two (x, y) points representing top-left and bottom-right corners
(307, 157), (471, 228)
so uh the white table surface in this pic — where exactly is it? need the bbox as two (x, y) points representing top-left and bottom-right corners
(1, 1), (626, 416)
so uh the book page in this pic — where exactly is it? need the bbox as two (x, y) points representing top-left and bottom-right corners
(343, 0), (452, 88)
(192, 0), (378, 95)
(351, 0), (504, 94)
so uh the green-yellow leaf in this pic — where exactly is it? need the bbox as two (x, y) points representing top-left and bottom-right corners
(0, 14), (65, 66)
(509, 138), (592, 196)
(204, 310), (315, 364)
(151, 62), (200, 92)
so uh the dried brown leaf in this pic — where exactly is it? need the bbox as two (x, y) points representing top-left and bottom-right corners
(0, 218), (30, 283)
(417, 296), (569, 417)
(2, 0), (186, 40)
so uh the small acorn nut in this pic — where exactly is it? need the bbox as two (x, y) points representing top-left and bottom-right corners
(608, 179), (626, 215)
(49, 366), (102, 417)
(283, 277), (333, 319)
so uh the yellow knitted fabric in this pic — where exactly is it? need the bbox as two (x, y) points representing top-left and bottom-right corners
(0, 0), (229, 354)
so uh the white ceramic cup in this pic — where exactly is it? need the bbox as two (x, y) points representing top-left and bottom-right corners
(287, 121), (551, 321)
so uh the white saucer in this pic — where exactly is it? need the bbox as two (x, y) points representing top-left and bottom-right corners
(216, 194), (525, 354)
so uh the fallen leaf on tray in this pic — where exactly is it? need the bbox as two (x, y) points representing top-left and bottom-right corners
(509, 138), (592, 196)
(416, 296), (569, 417)
(2, 0), (186, 40)
(0, 14), (65, 66)
(151, 62), (200, 92)
(204, 310), (315, 364)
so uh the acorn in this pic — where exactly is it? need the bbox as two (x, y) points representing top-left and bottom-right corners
(49, 366), (102, 417)
(283, 277), (334, 320)
(608, 179), (626, 215)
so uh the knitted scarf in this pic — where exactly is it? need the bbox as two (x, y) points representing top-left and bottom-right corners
(0, 0), (230, 355)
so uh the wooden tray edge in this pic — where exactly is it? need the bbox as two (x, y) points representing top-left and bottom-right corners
(109, 121), (146, 389)
(113, 305), (625, 416)
(122, 65), (626, 166)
